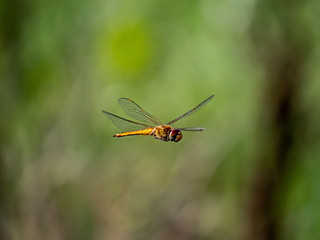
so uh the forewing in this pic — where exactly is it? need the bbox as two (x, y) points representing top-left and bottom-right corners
(167, 95), (214, 125)
(179, 127), (205, 131)
(102, 111), (152, 132)
(118, 98), (162, 126)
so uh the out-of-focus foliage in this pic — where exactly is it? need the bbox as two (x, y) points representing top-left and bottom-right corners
(0, 0), (319, 239)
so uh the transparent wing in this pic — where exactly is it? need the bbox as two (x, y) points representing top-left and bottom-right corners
(118, 98), (162, 126)
(102, 111), (152, 132)
(179, 127), (205, 131)
(167, 95), (214, 125)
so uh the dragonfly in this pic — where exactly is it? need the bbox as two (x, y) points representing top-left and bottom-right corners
(102, 94), (214, 142)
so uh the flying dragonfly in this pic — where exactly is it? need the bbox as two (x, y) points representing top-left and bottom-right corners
(102, 94), (214, 142)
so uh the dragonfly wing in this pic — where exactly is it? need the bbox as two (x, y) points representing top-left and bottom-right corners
(118, 98), (162, 126)
(102, 111), (152, 132)
(167, 95), (214, 125)
(179, 127), (205, 131)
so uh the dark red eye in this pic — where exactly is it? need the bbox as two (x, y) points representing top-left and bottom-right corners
(169, 129), (183, 142)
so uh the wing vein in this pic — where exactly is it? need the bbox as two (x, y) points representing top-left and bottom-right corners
(167, 95), (214, 125)
(118, 98), (162, 126)
(102, 111), (152, 132)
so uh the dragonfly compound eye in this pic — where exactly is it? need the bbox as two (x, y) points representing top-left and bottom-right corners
(169, 129), (183, 142)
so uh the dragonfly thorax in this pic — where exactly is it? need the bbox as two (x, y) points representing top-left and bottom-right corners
(151, 125), (182, 142)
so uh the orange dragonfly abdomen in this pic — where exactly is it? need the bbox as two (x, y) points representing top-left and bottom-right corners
(114, 128), (154, 138)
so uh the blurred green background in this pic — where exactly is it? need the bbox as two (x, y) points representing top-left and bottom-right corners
(1, 0), (320, 239)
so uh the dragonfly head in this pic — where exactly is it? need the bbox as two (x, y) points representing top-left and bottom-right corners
(169, 129), (183, 142)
